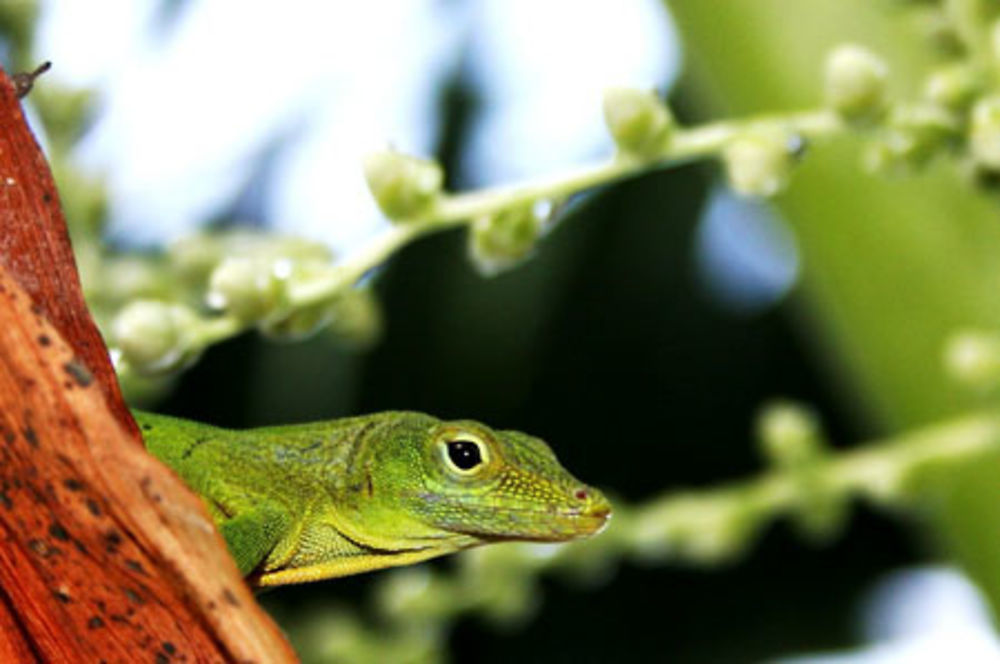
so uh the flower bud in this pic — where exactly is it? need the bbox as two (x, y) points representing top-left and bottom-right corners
(969, 95), (1000, 170)
(824, 44), (889, 120)
(944, 330), (1000, 388)
(363, 149), (443, 220)
(924, 64), (983, 110)
(468, 204), (543, 276)
(206, 257), (283, 321)
(722, 130), (797, 197)
(112, 300), (200, 374)
(602, 87), (674, 157)
(756, 401), (822, 469)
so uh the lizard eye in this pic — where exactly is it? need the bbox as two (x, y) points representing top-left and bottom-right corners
(444, 439), (485, 473)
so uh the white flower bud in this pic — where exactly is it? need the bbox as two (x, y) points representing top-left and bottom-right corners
(112, 300), (200, 374)
(602, 87), (674, 157)
(206, 257), (283, 321)
(824, 44), (889, 119)
(363, 149), (443, 220)
(722, 130), (797, 197)
(969, 96), (1000, 170)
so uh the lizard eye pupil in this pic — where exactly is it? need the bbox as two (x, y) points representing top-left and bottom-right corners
(446, 440), (483, 471)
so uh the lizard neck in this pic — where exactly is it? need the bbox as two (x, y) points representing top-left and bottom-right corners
(254, 502), (473, 587)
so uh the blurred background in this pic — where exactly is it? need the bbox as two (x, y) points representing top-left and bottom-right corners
(7, 0), (1000, 661)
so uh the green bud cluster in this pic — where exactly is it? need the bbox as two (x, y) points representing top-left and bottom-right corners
(173, 231), (385, 346)
(814, 41), (1000, 176)
(168, 231), (333, 286)
(102, 228), (389, 382)
(89, 26), (1000, 395)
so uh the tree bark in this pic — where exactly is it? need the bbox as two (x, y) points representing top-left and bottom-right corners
(0, 66), (297, 662)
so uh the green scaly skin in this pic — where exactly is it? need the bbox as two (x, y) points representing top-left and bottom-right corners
(134, 410), (611, 587)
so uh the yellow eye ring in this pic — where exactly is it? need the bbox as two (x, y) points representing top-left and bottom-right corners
(440, 437), (489, 475)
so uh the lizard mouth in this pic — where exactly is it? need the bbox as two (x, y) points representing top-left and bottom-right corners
(548, 502), (612, 539)
(442, 502), (613, 543)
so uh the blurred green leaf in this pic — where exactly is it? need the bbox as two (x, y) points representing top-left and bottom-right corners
(668, 0), (1000, 609)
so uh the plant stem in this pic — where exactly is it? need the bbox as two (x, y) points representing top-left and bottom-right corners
(288, 109), (841, 309)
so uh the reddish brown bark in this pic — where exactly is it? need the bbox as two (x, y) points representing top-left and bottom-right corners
(0, 67), (297, 662)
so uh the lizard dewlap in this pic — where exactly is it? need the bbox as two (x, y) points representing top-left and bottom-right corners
(135, 410), (611, 587)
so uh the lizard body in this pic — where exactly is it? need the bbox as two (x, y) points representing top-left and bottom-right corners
(135, 410), (610, 587)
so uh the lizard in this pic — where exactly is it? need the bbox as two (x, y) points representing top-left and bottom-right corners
(134, 410), (611, 587)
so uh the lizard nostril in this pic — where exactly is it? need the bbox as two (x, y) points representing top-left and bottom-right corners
(574, 489), (589, 501)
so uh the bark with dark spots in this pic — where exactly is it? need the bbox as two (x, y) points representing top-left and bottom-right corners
(0, 65), (297, 662)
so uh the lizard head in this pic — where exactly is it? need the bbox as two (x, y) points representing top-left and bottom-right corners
(341, 412), (611, 552)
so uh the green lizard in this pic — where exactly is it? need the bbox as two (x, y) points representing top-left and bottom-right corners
(135, 410), (611, 587)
